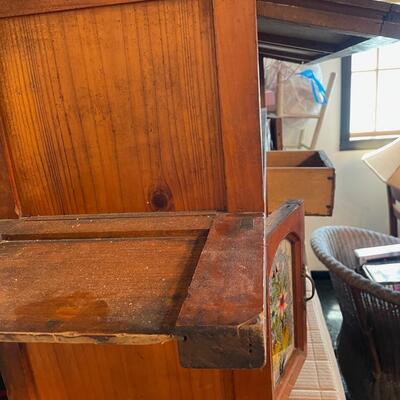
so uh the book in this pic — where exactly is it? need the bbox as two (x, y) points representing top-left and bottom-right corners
(354, 243), (400, 266)
(362, 261), (400, 285)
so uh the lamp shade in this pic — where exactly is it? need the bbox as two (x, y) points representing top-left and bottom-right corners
(362, 137), (400, 190)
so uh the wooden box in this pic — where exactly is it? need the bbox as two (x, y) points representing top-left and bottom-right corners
(0, 201), (306, 399)
(266, 151), (336, 216)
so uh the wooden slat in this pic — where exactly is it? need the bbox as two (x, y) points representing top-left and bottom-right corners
(0, 212), (214, 240)
(0, 234), (206, 344)
(0, 0), (226, 216)
(213, 0), (264, 213)
(176, 213), (265, 368)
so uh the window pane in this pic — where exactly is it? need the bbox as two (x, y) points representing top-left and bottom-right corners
(350, 71), (377, 134)
(376, 69), (400, 132)
(352, 48), (377, 72)
(378, 41), (400, 69)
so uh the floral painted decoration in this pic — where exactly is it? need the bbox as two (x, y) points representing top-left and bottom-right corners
(269, 239), (295, 385)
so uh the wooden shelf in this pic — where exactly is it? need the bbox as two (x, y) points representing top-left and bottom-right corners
(0, 211), (265, 369)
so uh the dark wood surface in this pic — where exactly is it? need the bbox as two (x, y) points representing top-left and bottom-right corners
(0, 233), (204, 343)
(176, 213), (264, 368)
(0, 212), (267, 369)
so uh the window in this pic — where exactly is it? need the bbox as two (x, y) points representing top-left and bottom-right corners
(340, 42), (400, 150)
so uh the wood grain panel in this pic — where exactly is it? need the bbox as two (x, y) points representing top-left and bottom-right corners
(0, 237), (205, 341)
(26, 342), (234, 400)
(0, 0), (225, 216)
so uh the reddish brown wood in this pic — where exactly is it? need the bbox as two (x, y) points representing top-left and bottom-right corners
(0, 344), (38, 400)
(213, 0), (264, 213)
(267, 201), (306, 399)
(233, 201), (306, 400)
(0, 213), (212, 345)
(176, 213), (264, 368)
(0, 211), (268, 371)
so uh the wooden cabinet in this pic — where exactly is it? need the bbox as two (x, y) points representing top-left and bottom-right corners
(0, 0), (306, 399)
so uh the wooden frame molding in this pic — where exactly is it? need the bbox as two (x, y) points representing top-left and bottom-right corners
(257, 0), (400, 39)
(265, 201), (306, 399)
(213, 0), (264, 212)
(176, 213), (265, 369)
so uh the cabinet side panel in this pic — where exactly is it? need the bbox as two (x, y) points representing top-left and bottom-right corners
(213, 0), (263, 212)
(0, 0), (226, 216)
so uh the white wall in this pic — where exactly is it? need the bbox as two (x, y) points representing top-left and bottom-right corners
(292, 58), (390, 270)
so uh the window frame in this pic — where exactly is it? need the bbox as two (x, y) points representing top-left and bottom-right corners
(340, 55), (399, 151)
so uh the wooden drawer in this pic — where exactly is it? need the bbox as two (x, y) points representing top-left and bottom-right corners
(267, 151), (335, 216)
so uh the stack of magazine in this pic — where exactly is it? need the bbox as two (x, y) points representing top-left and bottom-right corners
(354, 244), (400, 291)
